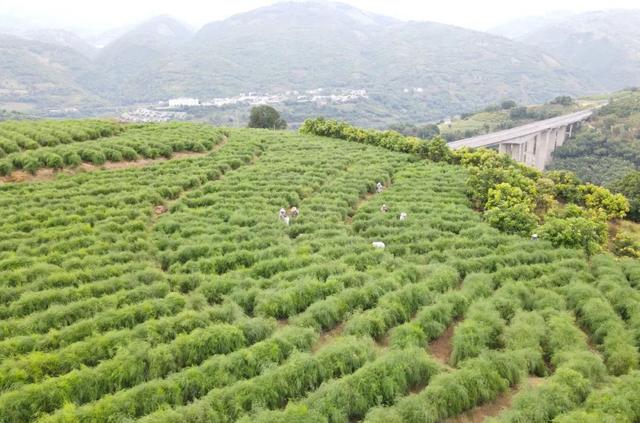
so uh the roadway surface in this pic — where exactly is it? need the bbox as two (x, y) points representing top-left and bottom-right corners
(447, 109), (594, 150)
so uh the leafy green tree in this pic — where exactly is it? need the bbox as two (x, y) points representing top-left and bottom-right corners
(465, 165), (537, 210)
(483, 183), (538, 235)
(539, 216), (608, 258)
(611, 171), (640, 221)
(248, 106), (287, 130)
(509, 106), (528, 119)
(580, 184), (630, 220)
(550, 96), (574, 106)
(500, 100), (517, 110)
(535, 177), (557, 214)
(486, 183), (535, 210)
(484, 203), (538, 236)
(419, 137), (452, 163)
(388, 123), (440, 139)
(612, 233), (640, 258)
(546, 170), (583, 203)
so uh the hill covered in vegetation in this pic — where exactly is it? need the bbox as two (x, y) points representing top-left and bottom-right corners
(549, 89), (640, 222)
(0, 2), (593, 124)
(515, 10), (640, 91)
(0, 119), (638, 422)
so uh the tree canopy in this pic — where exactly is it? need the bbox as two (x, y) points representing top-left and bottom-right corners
(248, 106), (287, 130)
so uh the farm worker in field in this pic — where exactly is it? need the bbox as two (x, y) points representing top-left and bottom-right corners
(279, 208), (287, 220)
(290, 207), (299, 218)
(399, 212), (407, 221)
(376, 182), (384, 193)
(531, 233), (539, 241)
(372, 241), (385, 249)
(380, 204), (389, 213)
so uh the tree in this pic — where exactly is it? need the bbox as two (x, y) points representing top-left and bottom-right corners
(485, 182), (535, 211)
(546, 170), (582, 203)
(579, 184), (630, 220)
(550, 96), (574, 106)
(248, 106), (287, 130)
(484, 203), (538, 236)
(612, 233), (640, 258)
(500, 100), (517, 110)
(388, 123), (440, 140)
(509, 106), (529, 120)
(483, 183), (538, 236)
(419, 137), (452, 163)
(539, 216), (608, 258)
(611, 171), (640, 222)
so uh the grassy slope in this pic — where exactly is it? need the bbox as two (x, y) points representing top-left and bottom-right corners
(0, 126), (637, 422)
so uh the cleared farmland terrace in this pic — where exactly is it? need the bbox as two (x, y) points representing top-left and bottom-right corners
(0, 123), (638, 423)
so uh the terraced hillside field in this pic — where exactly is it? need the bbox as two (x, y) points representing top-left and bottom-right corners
(0, 124), (639, 423)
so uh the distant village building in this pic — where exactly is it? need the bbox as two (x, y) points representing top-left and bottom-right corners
(168, 98), (200, 107)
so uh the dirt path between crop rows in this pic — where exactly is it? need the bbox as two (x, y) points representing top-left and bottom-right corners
(427, 321), (457, 366)
(344, 180), (395, 225)
(0, 137), (228, 184)
(312, 323), (345, 352)
(442, 377), (545, 423)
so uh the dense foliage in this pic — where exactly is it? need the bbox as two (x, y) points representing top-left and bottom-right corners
(0, 121), (638, 422)
(248, 106), (287, 130)
(550, 91), (640, 206)
(0, 120), (226, 176)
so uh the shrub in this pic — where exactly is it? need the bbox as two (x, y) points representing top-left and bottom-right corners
(484, 204), (538, 236)
(539, 216), (608, 258)
(0, 159), (12, 176)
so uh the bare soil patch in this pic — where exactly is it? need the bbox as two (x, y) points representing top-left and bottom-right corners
(154, 205), (169, 216)
(443, 377), (544, 423)
(312, 323), (345, 352)
(428, 321), (457, 365)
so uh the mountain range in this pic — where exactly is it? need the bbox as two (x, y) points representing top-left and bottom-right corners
(0, 2), (638, 125)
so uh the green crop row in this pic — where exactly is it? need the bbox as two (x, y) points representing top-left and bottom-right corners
(488, 311), (608, 423)
(0, 123), (226, 175)
(0, 282), (170, 339)
(138, 336), (376, 423)
(563, 282), (639, 375)
(342, 265), (459, 339)
(590, 255), (640, 346)
(450, 299), (506, 366)
(554, 371), (640, 423)
(243, 348), (442, 423)
(0, 294), (187, 357)
(0, 120), (126, 155)
(365, 349), (534, 422)
(38, 326), (316, 423)
(0, 303), (243, 390)
(389, 273), (494, 349)
(0, 318), (273, 422)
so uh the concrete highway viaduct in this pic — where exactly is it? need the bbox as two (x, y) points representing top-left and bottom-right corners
(447, 109), (594, 171)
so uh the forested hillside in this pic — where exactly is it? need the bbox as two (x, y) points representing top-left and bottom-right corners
(0, 2), (594, 124)
(516, 10), (640, 91)
(550, 90), (640, 222)
(0, 34), (107, 111)
(0, 119), (637, 422)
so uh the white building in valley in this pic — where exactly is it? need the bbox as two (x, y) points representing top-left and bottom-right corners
(168, 97), (200, 107)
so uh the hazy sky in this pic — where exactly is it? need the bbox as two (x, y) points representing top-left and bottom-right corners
(3, 0), (639, 33)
